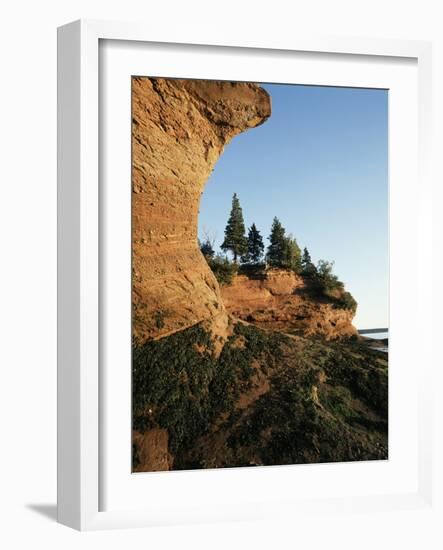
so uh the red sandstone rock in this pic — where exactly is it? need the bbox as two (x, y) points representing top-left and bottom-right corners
(221, 271), (357, 340)
(132, 77), (271, 342)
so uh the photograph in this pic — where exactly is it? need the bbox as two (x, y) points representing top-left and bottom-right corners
(131, 76), (389, 472)
(0, 0), (437, 541)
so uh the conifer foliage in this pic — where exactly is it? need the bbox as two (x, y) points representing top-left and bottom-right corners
(221, 193), (248, 262)
(201, 193), (356, 310)
(281, 235), (302, 272)
(302, 246), (312, 267)
(266, 217), (287, 267)
(301, 247), (317, 276)
(266, 217), (301, 272)
(244, 223), (265, 265)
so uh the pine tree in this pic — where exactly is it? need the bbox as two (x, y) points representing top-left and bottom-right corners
(244, 223), (264, 265)
(266, 217), (286, 267)
(221, 193), (248, 262)
(281, 235), (302, 273)
(302, 247), (312, 267)
(301, 246), (317, 276)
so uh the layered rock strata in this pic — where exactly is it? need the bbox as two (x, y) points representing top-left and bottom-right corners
(221, 271), (357, 340)
(132, 77), (271, 342)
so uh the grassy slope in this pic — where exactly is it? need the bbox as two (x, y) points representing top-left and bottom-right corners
(132, 321), (388, 470)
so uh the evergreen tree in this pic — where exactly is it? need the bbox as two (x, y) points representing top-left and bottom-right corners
(244, 223), (264, 264)
(281, 235), (302, 273)
(266, 217), (286, 267)
(221, 193), (248, 262)
(301, 246), (317, 276)
(302, 247), (312, 267)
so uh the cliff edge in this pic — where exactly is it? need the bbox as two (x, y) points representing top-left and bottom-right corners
(132, 77), (271, 343)
(221, 269), (357, 340)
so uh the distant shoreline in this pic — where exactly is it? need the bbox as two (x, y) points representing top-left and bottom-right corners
(358, 328), (388, 335)
(361, 335), (388, 353)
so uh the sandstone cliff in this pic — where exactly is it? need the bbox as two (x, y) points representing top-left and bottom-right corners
(221, 270), (357, 340)
(131, 78), (386, 473)
(132, 77), (271, 343)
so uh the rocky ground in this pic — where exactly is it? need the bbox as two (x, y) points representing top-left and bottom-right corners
(132, 319), (388, 471)
(131, 77), (388, 472)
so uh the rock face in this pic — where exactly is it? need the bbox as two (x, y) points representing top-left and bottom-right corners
(132, 77), (271, 342)
(132, 428), (172, 472)
(221, 271), (357, 340)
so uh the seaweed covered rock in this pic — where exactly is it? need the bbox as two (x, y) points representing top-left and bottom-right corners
(132, 321), (388, 471)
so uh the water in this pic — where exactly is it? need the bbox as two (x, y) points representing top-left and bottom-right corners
(364, 331), (388, 341)
(361, 330), (388, 353)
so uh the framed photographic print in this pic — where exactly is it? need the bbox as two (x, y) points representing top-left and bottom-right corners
(57, 19), (433, 530)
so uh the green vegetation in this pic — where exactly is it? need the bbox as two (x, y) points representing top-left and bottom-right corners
(301, 247), (317, 277)
(306, 259), (358, 312)
(133, 325), (217, 455)
(262, 217), (302, 272)
(133, 192), (382, 470)
(199, 232), (239, 286)
(266, 216), (286, 267)
(205, 254), (239, 286)
(267, 217), (301, 270)
(199, 238), (215, 259)
(280, 235), (302, 272)
(133, 322), (388, 470)
(207, 195), (357, 313)
(243, 223), (265, 265)
(132, 322), (287, 467)
(221, 193), (248, 263)
(315, 259), (344, 294)
(224, 334), (387, 466)
(200, 195), (358, 311)
(334, 291), (358, 312)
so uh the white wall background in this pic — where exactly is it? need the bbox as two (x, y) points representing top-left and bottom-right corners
(0, 1), (441, 548)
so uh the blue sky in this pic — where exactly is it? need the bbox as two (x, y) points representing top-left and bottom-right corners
(198, 83), (388, 330)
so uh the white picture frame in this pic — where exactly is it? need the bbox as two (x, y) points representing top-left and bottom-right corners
(57, 19), (433, 531)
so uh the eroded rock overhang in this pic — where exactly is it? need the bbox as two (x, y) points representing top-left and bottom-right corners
(132, 77), (271, 342)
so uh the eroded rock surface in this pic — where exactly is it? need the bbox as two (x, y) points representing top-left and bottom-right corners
(132, 77), (271, 342)
(132, 428), (172, 472)
(221, 271), (357, 340)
